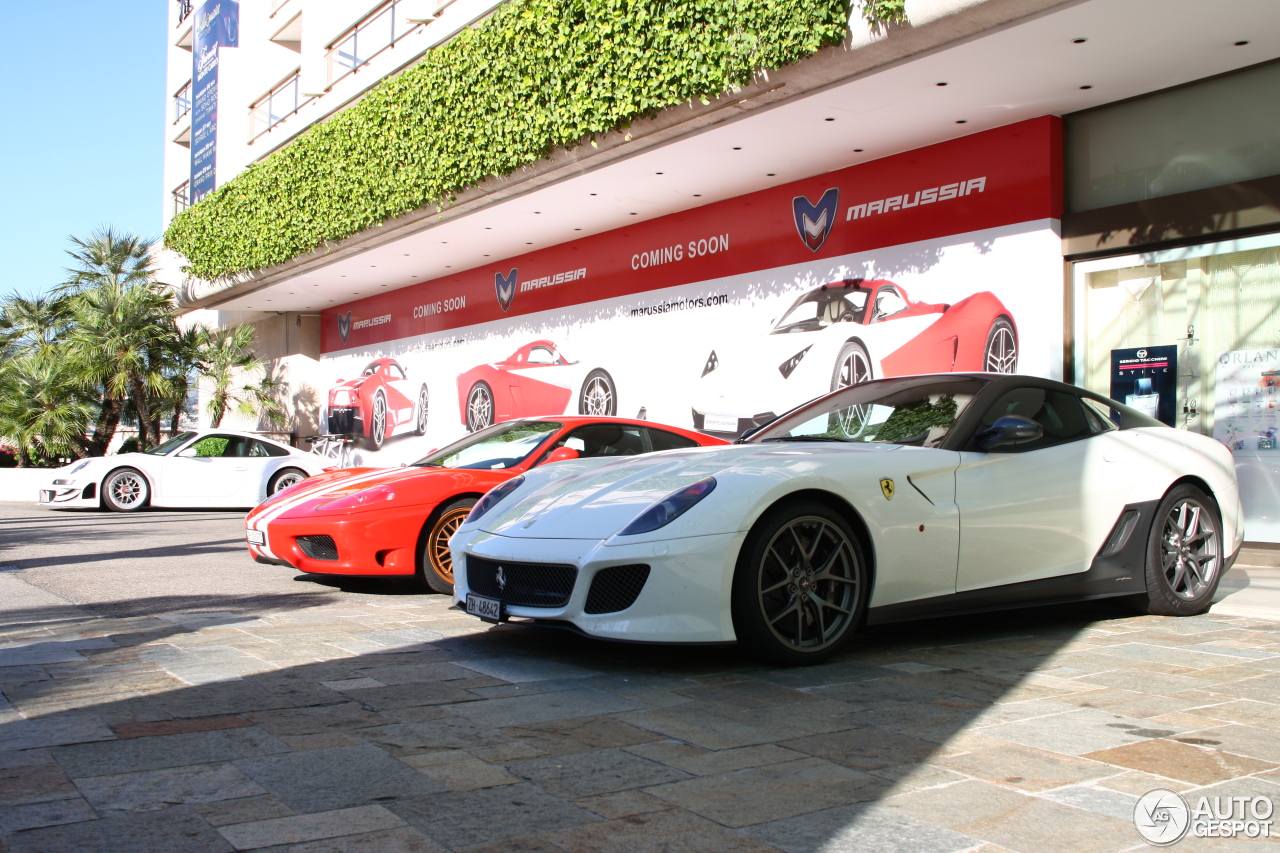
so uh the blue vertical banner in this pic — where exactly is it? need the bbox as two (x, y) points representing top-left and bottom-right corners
(190, 1), (239, 205)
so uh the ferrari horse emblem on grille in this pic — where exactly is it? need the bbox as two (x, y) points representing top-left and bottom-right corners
(880, 478), (895, 500)
(496, 565), (506, 593)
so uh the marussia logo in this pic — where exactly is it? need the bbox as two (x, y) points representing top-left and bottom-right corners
(337, 311), (352, 344)
(793, 188), (840, 252)
(495, 269), (518, 312)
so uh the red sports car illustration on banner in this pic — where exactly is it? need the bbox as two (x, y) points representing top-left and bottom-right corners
(692, 279), (1017, 436)
(456, 340), (617, 432)
(326, 358), (428, 450)
(245, 417), (727, 593)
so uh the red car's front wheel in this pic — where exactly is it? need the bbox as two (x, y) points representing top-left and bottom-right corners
(419, 498), (477, 594)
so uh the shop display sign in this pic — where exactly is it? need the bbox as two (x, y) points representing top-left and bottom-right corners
(1109, 345), (1177, 426)
(1214, 348), (1280, 452)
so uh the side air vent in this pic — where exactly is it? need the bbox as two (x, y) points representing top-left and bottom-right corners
(584, 564), (651, 614)
(1099, 510), (1141, 558)
(297, 535), (339, 561)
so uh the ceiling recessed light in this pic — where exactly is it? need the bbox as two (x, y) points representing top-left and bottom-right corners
(693, 194), (702, 197)
(630, 212), (637, 215)
(484, 254), (490, 257)
(767, 173), (776, 176)
(655, 172), (663, 175)
(441, 241), (447, 244)
(732, 147), (742, 150)
(824, 117), (835, 122)
(955, 120), (967, 124)
(854, 148), (864, 152)
(526, 242), (532, 245)
(534, 211), (541, 214)
(485, 227), (492, 230)
(936, 82), (948, 87)
(403, 254), (409, 256)
(1080, 84), (1093, 90)
(341, 275), (347, 278)
(590, 193), (597, 196)
(445, 265), (451, 268)
(574, 228), (582, 231)
(381, 284), (387, 287)
(370, 265), (376, 268)
(1072, 37), (1087, 43)
(1235, 40), (1250, 46)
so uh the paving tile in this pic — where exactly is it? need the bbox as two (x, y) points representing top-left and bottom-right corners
(217, 804), (406, 850)
(77, 763), (267, 813)
(334, 682), (479, 709)
(195, 794), (297, 827)
(51, 726), (291, 778)
(390, 783), (599, 848)
(625, 742), (803, 776)
(570, 789), (672, 819)
(779, 726), (952, 772)
(234, 743), (444, 813)
(0, 796), (98, 835)
(1084, 738), (1278, 785)
(1173, 723), (1280, 764)
(543, 806), (775, 852)
(446, 688), (643, 728)
(671, 680), (816, 710)
(354, 662), (484, 686)
(1094, 769), (1196, 795)
(936, 742), (1113, 793)
(254, 826), (449, 853)
(455, 657), (595, 683)
(619, 702), (853, 751)
(357, 719), (512, 755)
(505, 747), (690, 798)
(884, 779), (1131, 853)
(5, 804), (233, 853)
(981, 708), (1183, 755)
(744, 801), (979, 853)
(112, 716), (253, 740)
(0, 759), (78, 806)
(1039, 785), (1140, 822)
(499, 716), (662, 756)
(317, 678), (386, 692)
(0, 714), (115, 751)
(400, 750), (519, 790)
(643, 756), (886, 827)
(1183, 700), (1280, 732)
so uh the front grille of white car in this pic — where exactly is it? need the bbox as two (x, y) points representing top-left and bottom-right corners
(466, 557), (577, 608)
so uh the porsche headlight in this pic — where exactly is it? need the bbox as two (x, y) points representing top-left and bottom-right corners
(69, 460), (91, 474)
(619, 478), (716, 536)
(467, 476), (525, 523)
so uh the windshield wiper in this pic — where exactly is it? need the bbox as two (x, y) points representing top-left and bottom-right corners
(759, 436), (853, 443)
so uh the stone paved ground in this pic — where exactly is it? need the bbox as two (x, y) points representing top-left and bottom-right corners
(2, 506), (1280, 852)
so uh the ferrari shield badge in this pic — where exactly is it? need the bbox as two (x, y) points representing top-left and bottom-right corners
(879, 478), (895, 500)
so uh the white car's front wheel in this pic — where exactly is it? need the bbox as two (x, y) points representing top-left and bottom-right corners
(103, 468), (149, 513)
(1136, 484), (1224, 616)
(731, 500), (868, 665)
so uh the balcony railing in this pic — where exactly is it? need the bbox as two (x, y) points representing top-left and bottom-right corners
(249, 70), (313, 142)
(173, 81), (192, 124)
(176, 0), (193, 26)
(172, 181), (190, 215)
(325, 0), (422, 89)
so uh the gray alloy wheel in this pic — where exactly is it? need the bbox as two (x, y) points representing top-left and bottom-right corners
(103, 467), (149, 513)
(1137, 484), (1224, 616)
(831, 341), (872, 391)
(366, 391), (388, 451)
(269, 468), (307, 496)
(467, 382), (494, 432)
(579, 369), (616, 416)
(984, 317), (1018, 374)
(732, 501), (868, 665)
(415, 385), (429, 436)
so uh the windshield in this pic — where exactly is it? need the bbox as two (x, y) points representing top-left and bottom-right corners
(773, 284), (869, 334)
(752, 377), (986, 447)
(415, 421), (561, 470)
(361, 363), (383, 376)
(144, 431), (198, 456)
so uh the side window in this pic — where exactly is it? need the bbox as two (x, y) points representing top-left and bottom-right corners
(248, 440), (289, 457)
(190, 435), (233, 457)
(558, 424), (646, 458)
(970, 387), (1094, 452)
(647, 428), (699, 452)
(873, 288), (907, 321)
(527, 347), (556, 365)
(389, 363), (406, 380)
(1081, 398), (1121, 434)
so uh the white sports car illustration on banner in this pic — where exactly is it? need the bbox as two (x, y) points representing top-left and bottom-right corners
(452, 374), (1241, 664)
(692, 279), (1017, 436)
(38, 430), (329, 512)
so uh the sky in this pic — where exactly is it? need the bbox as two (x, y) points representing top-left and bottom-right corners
(0, 2), (167, 300)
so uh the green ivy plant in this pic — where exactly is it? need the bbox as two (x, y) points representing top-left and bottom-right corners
(164, 0), (850, 280)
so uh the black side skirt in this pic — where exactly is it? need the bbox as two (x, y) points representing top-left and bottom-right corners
(866, 499), (1169, 626)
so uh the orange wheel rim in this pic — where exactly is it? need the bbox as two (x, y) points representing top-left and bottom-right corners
(428, 507), (471, 583)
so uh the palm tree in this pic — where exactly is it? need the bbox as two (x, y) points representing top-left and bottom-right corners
(0, 293), (72, 357)
(62, 227), (156, 294)
(0, 350), (95, 466)
(202, 324), (267, 428)
(158, 323), (207, 436)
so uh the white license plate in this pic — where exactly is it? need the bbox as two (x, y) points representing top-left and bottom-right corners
(466, 594), (503, 623)
(703, 414), (739, 433)
(245, 528), (266, 546)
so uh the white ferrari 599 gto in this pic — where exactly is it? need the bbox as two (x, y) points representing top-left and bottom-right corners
(38, 430), (330, 512)
(452, 374), (1242, 665)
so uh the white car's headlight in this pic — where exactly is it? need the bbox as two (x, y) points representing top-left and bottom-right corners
(69, 460), (91, 474)
(467, 476), (525, 523)
(619, 478), (717, 536)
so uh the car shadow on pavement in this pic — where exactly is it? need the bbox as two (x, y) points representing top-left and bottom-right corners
(2, 585), (1278, 853)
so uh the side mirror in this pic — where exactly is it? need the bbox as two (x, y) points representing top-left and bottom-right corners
(978, 415), (1043, 450)
(543, 446), (580, 464)
(177, 447), (198, 458)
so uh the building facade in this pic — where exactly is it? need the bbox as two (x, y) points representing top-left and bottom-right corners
(162, 0), (1280, 537)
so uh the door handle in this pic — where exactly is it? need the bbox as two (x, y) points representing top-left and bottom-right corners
(234, 466), (247, 471)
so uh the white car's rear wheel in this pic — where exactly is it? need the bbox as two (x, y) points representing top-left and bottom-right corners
(103, 468), (149, 513)
(1136, 484), (1223, 616)
(269, 468), (308, 496)
(732, 501), (868, 665)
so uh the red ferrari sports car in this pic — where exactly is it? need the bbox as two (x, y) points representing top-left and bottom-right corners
(326, 358), (428, 450)
(456, 340), (616, 432)
(245, 417), (726, 593)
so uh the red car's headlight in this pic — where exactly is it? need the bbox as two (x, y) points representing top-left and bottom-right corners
(319, 485), (398, 513)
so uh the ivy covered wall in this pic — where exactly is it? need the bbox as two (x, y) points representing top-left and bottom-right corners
(164, 0), (852, 280)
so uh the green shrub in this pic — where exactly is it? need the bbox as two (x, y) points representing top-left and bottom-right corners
(164, 0), (850, 280)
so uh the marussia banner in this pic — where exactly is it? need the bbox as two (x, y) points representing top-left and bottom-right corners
(314, 117), (1064, 466)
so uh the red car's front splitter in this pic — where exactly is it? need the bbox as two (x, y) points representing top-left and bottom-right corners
(263, 504), (436, 576)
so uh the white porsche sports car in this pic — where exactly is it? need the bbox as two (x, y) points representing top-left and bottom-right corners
(38, 430), (330, 512)
(452, 374), (1242, 664)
